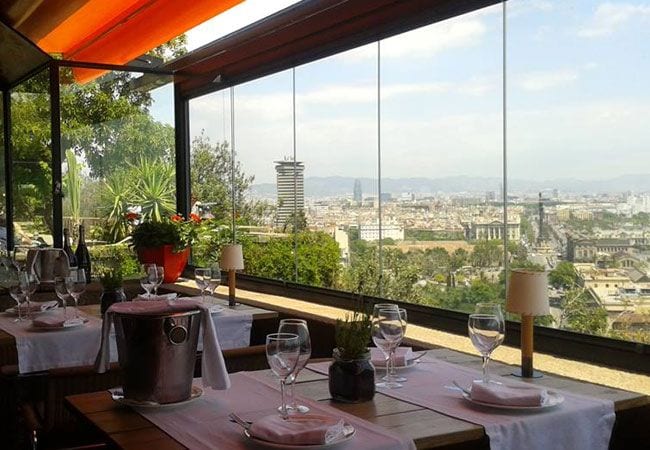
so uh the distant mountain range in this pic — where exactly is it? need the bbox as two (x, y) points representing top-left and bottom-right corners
(250, 174), (650, 198)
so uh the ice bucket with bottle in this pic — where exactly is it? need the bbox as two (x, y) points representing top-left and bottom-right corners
(113, 307), (201, 404)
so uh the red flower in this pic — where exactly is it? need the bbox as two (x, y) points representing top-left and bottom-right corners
(171, 214), (183, 222)
(190, 213), (201, 223)
(124, 212), (139, 221)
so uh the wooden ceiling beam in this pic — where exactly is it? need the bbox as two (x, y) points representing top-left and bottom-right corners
(16, 0), (93, 43)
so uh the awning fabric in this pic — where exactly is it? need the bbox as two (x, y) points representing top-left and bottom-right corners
(35, 0), (243, 82)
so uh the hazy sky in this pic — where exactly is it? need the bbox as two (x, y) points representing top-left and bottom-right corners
(151, 0), (650, 185)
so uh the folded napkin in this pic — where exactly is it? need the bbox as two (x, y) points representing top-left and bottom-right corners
(32, 315), (66, 328)
(133, 293), (178, 302)
(11, 300), (58, 313)
(470, 381), (549, 407)
(371, 347), (414, 367)
(95, 299), (230, 391)
(249, 414), (347, 445)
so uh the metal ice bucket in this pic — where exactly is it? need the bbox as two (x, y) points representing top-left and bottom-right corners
(113, 309), (201, 404)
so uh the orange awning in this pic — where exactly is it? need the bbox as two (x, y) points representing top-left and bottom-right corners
(34, 0), (243, 82)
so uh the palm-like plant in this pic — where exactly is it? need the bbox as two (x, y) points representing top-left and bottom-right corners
(132, 158), (175, 222)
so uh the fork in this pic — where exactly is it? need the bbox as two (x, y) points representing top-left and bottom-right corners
(453, 380), (471, 396)
(228, 412), (251, 430)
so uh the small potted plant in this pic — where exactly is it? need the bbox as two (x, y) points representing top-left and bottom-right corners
(130, 214), (201, 283)
(99, 266), (126, 314)
(328, 310), (375, 403)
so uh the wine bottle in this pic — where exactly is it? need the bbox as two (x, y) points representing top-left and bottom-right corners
(75, 224), (92, 283)
(63, 228), (78, 268)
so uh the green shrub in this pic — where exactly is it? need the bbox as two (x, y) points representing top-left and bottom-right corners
(89, 244), (140, 279)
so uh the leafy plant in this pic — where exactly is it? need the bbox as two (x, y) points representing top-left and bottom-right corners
(63, 149), (82, 228)
(334, 310), (372, 360)
(99, 267), (123, 290)
(130, 215), (201, 252)
(89, 244), (139, 278)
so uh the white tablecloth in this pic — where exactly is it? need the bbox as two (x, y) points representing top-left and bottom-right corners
(0, 307), (118, 374)
(1, 299), (254, 374)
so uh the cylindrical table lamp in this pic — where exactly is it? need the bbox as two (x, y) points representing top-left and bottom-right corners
(506, 269), (550, 378)
(220, 244), (244, 307)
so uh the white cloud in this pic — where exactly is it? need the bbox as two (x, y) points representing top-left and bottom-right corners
(516, 69), (579, 91)
(336, 16), (487, 62)
(578, 2), (650, 38)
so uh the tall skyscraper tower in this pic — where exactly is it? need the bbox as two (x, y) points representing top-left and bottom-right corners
(353, 179), (362, 203)
(275, 158), (305, 228)
(538, 192), (544, 244)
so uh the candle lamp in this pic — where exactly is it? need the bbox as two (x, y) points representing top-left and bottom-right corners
(506, 269), (550, 378)
(219, 244), (244, 308)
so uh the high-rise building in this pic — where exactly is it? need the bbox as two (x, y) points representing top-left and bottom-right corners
(275, 158), (305, 228)
(353, 179), (362, 203)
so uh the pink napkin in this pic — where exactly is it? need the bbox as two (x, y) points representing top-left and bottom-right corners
(371, 347), (414, 367)
(133, 293), (178, 302)
(249, 414), (347, 445)
(32, 315), (66, 328)
(95, 299), (230, 391)
(470, 381), (549, 407)
(12, 300), (58, 313)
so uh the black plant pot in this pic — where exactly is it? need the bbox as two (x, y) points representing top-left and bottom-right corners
(100, 287), (126, 315)
(328, 348), (375, 403)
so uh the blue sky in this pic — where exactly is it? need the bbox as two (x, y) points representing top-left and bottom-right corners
(151, 0), (650, 185)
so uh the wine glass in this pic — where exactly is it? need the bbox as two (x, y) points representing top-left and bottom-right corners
(390, 308), (408, 383)
(9, 285), (26, 322)
(194, 268), (210, 302)
(54, 276), (70, 320)
(150, 265), (164, 295)
(19, 269), (39, 320)
(372, 303), (398, 387)
(207, 266), (221, 296)
(66, 269), (87, 320)
(266, 333), (300, 419)
(376, 309), (405, 389)
(468, 302), (505, 384)
(278, 319), (312, 414)
(140, 264), (156, 299)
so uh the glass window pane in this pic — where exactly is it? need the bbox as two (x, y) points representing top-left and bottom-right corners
(296, 45), (380, 292)
(59, 67), (174, 277)
(381, 4), (505, 309)
(0, 91), (5, 251)
(11, 68), (51, 258)
(509, 0), (650, 343)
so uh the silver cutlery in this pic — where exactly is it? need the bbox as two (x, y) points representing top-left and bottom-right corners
(452, 380), (471, 396)
(228, 412), (251, 430)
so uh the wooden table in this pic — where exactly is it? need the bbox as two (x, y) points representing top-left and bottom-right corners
(65, 348), (650, 449)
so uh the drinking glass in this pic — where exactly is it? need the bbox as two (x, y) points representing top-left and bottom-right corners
(66, 269), (87, 320)
(150, 265), (164, 295)
(377, 309), (405, 389)
(371, 303), (398, 387)
(390, 308), (408, 382)
(9, 285), (26, 322)
(468, 303), (505, 384)
(54, 276), (70, 319)
(278, 319), (311, 414)
(266, 333), (300, 419)
(19, 270), (39, 320)
(194, 268), (210, 302)
(140, 264), (156, 299)
(206, 266), (221, 296)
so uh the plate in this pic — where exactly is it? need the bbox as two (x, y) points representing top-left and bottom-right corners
(31, 317), (88, 331)
(209, 305), (224, 314)
(5, 301), (58, 316)
(460, 390), (565, 410)
(373, 357), (421, 370)
(111, 385), (203, 408)
(244, 424), (355, 449)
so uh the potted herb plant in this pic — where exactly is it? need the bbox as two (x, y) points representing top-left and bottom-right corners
(99, 266), (126, 314)
(328, 310), (375, 403)
(130, 214), (201, 283)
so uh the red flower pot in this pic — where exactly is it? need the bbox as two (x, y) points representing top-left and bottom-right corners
(137, 245), (190, 283)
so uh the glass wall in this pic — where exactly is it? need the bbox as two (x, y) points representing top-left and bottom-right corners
(509, 0), (650, 342)
(59, 66), (175, 277)
(11, 68), (51, 259)
(0, 91), (5, 251)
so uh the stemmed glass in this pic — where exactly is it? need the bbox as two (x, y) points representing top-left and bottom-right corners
(468, 303), (505, 384)
(19, 270), (39, 320)
(65, 269), (86, 321)
(150, 265), (164, 295)
(278, 319), (312, 414)
(390, 308), (408, 383)
(376, 309), (405, 389)
(266, 333), (300, 419)
(54, 276), (70, 320)
(9, 285), (26, 322)
(140, 264), (156, 299)
(207, 266), (221, 297)
(194, 268), (210, 302)
(371, 303), (398, 387)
